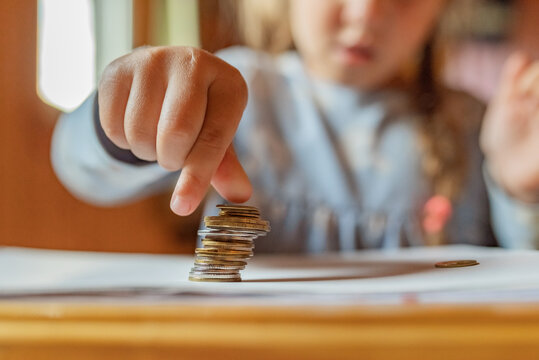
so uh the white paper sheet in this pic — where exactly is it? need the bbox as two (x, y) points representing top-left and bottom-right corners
(1, 245), (539, 304)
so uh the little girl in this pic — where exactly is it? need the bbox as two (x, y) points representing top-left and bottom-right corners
(52, 0), (539, 252)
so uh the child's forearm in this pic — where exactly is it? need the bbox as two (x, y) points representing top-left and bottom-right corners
(51, 92), (176, 206)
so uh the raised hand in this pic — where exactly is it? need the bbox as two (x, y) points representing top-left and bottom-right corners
(481, 52), (539, 203)
(98, 46), (252, 215)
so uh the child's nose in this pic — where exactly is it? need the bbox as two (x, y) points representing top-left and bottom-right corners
(341, 0), (390, 26)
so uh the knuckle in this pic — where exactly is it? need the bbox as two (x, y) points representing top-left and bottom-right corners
(224, 67), (248, 111)
(101, 61), (121, 82)
(229, 68), (248, 97)
(156, 133), (190, 171)
(125, 123), (157, 160)
(141, 46), (168, 67)
(159, 124), (193, 146)
(101, 121), (125, 143)
(99, 58), (128, 90)
(157, 155), (183, 172)
(197, 127), (227, 152)
(182, 170), (208, 192)
(131, 147), (157, 162)
(181, 47), (207, 80)
(182, 46), (201, 64)
(158, 113), (199, 143)
(125, 121), (153, 144)
(220, 68), (248, 129)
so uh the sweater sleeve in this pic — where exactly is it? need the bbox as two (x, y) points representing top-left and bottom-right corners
(484, 165), (539, 249)
(51, 92), (177, 206)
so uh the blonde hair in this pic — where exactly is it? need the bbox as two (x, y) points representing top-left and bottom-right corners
(229, 0), (475, 244)
(234, 0), (292, 53)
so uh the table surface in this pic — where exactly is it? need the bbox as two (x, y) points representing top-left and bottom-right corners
(0, 301), (538, 360)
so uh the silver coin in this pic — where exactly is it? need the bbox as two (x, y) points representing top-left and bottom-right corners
(202, 236), (257, 242)
(219, 212), (260, 218)
(194, 258), (248, 266)
(216, 204), (260, 212)
(191, 264), (243, 270)
(189, 204), (269, 283)
(189, 270), (240, 276)
(201, 240), (253, 246)
(189, 272), (241, 279)
(202, 236), (254, 243)
(202, 246), (254, 253)
(188, 276), (241, 282)
(195, 248), (253, 256)
(205, 224), (269, 234)
(198, 230), (259, 238)
(198, 253), (253, 260)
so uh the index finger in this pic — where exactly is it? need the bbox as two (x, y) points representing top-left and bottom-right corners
(170, 69), (249, 215)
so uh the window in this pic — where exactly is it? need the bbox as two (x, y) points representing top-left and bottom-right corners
(37, 0), (200, 113)
(37, 0), (96, 112)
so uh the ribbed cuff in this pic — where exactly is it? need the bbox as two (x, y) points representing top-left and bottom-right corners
(483, 164), (539, 249)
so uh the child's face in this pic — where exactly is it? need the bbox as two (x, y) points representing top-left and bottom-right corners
(290, 0), (445, 89)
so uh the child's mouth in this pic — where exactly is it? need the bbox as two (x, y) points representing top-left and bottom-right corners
(336, 45), (374, 66)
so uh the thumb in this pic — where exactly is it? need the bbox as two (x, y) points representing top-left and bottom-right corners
(500, 52), (531, 96)
(211, 144), (252, 203)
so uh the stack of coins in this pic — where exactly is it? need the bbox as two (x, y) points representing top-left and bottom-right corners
(189, 204), (271, 282)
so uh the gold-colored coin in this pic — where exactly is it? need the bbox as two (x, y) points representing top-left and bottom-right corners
(197, 257), (251, 264)
(199, 230), (259, 237)
(190, 269), (239, 276)
(194, 258), (247, 267)
(205, 216), (267, 225)
(190, 204), (270, 282)
(202, 247), (253, 254)
(193, 263), (244, 270)
(219, 211), (260, 218)
(202, 243), (253, 252)
(202, 237), (253, 244)
(435, 260), (479, 268)
(195, 248), (252, 257)
(217, 204), (260, 212)
(205, 221), (270, 232)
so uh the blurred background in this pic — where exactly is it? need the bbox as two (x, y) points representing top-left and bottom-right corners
(0, 0), (535, 253)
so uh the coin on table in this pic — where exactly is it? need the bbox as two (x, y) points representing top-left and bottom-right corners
(435, 260), (479, 268)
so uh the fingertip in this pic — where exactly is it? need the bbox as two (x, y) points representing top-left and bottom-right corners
(212, 172), (253, 204)
(211, 145), (253, 203)
(503, 51), (531, 82)
(170, 194), (193, 216)
(509, 51), (531, 68)
(224, 179), (253, 204)
(171, 169), (209, 216)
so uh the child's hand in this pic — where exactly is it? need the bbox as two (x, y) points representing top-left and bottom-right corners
(481, 52), (539, 203)
(98, 46), (252, 215)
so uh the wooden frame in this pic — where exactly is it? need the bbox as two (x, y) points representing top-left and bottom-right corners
(1, 302), (539, 359)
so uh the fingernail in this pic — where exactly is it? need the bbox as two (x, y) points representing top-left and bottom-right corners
(171, 195), (191, 216)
